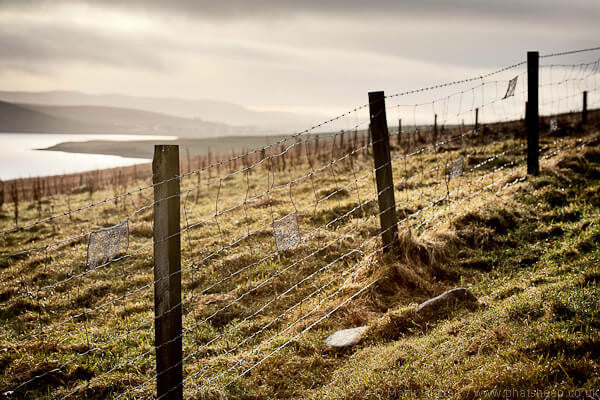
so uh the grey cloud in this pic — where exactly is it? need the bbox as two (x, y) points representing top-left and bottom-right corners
(2, 0), (597, 71)
(3, 0), (600, 22)
(0, 0), (598, 114)
(0, 23), (169, 70)
(282, 24), (598, 69)
(0, 24), (309, 85)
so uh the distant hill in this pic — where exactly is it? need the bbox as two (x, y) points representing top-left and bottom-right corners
(0, 100), (258, 137)
(0, 101), (107, 133)
(23, 104), (255, 138)
(0, 90), (316, 131)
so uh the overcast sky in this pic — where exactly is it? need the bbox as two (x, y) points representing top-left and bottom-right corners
(1, 1), (599, 116)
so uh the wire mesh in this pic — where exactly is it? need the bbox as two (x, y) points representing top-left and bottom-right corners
(1, 46), (599, 399)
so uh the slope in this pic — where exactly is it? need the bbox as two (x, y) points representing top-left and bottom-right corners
(0, 101), (106, 133)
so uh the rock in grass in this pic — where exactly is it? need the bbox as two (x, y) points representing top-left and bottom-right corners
(325, 326), (367, 348)
(416, 287), (478, 316)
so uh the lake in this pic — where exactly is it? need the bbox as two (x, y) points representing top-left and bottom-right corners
(1, 133), (175, 180)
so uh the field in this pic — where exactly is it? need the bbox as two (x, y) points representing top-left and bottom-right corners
(0, 116), (599, 399)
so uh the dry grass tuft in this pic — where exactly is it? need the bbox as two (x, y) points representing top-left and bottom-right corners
(557, 154), (589, 173)
(365, 306), (420, 342)
(247, 196), (283, 208)
(317, 187), (350, 200)
(397, 227), (453, 267)
(129, 221), (153, 237)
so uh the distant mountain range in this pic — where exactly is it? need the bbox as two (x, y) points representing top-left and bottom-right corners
(0, 100), (254, 137)
(0, 100), (104, 133)
(0, 90), (317, 135)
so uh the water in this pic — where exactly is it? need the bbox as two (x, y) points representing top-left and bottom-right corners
(1, 133), (175, 180)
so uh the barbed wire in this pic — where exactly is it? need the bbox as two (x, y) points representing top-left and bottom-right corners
(540, 46), (600, 59)
(385, 61), (527, 100)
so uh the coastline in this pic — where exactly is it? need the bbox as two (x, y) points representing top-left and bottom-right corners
(38, 134), (301, 159)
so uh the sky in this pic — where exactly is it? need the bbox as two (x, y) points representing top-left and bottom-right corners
(0, 1), (599, 116)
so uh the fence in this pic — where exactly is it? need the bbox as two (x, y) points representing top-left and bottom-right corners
(0, 47), (599, 399)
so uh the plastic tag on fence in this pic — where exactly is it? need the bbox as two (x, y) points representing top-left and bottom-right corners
(86, 220), (129, 268)
(550, 117), (559, 133)
(273, 212), (302, 252)
(449, 157), (465, 180)
(503, 76), (518, 99)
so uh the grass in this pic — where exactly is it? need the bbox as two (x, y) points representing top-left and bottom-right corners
(0, 121), (599, 399)
(308, 143), (600, 400)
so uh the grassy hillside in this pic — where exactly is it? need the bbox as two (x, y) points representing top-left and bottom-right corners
(310, 149), (600, 400)
(0, 121), (598, 399)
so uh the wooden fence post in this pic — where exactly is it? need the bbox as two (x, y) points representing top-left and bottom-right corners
(397, 119), (402, 146)
(583, 91), (588, 124)
(527, 51), (540, 175)
(475, 108), (479, 132)
(153, 145), (183, 400)
(433, 114), (438, 144)
(368, 91), (399, 253)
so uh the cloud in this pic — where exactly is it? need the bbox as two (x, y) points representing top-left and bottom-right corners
(0, 22), (167, 70)
(3, 0), (599, 22)
(2, 0), (598, 71)
(0, 0), (600, 24)
(0, 0), (598, 114)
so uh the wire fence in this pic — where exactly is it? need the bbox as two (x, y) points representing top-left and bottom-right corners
(1, 47), (600, 399)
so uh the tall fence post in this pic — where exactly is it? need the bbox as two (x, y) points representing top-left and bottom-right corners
(368, 91), (399, 253)
(475, 108), (479, 132)
(583, 91), (588, 124)
(397, 118), (402, 146)
(433, 113), (438, 144)
(527, 51), (540, 175)
(153, 145), (183, 400)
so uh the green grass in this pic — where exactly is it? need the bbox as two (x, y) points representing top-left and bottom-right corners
(0, 127), (599, 399)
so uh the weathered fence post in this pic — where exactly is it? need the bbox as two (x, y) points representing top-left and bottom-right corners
(475, 108), (479, 132)
(397, 119), (402, 146)
(433, 114), (438, 144)
(153, 145), (183, 400)
(583, 91), (588, 124)
(368, 91), (399, 253)
(527, 51), (540, 175)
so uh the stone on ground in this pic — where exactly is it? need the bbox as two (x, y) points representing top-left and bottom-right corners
(325, 326), (367, 348)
